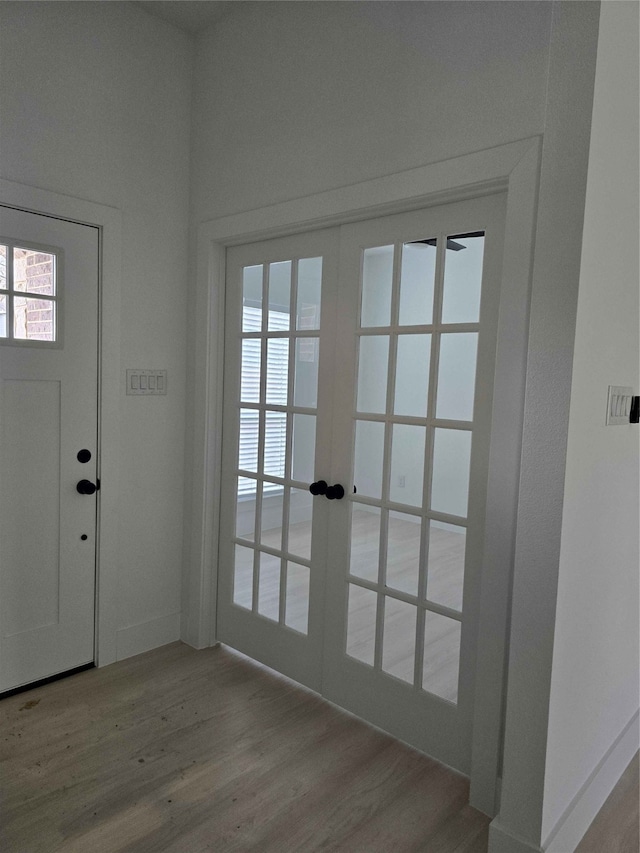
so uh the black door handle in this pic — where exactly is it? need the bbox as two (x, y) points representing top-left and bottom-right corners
(325, 484), (345, 500)
(309, 480), (328, 496)
(77, 479), (99, 495)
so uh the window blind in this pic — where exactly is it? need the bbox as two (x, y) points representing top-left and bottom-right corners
(238, 306), (288, 496)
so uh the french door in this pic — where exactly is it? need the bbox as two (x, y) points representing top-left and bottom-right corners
(217, 193), (506, 773)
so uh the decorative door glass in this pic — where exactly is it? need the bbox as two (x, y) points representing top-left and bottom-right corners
(345, 232), (485, 703)
(232, 256), (323, 635)
(0, 242), (58, 343)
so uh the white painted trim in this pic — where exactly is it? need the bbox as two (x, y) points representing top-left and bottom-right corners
(203, 138), (534, 245)
(542, 711), (639, 852)
(0, 178), (123, 668)
(182, 237), (225, 649)
(187, 136), (542, 811)
(115, 612), (181, 661)
(469, 139), (542, 816)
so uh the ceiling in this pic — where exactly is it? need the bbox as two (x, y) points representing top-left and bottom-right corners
(137, 1), (233, 34)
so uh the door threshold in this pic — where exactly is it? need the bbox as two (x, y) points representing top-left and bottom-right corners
(0, 662), (95, 701)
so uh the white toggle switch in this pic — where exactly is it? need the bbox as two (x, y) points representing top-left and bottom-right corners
(126, 369), (168, 396)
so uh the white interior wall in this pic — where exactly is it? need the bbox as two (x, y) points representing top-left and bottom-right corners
(542, 0), (640, 843)
(0, 1), (192, 659)
(190, 1), (552, 223)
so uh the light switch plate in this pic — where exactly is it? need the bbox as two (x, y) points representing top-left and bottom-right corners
(126, 369), (167, 396)
(606, 385), (633, 425)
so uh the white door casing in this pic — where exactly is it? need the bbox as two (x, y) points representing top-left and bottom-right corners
(0, 206), (99, 692)
(217, 193), (506, 775)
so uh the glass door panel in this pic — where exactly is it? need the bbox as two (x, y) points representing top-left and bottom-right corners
(323, 193), (505, 773)
(218, 228), (339, 691)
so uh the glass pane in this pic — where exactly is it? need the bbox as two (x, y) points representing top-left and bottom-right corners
(0, 245), (6, 289)
(422, 611), (461, 703)
(436, 333), (478, 422)
(361, 245), (393, 328)
(258, 552), (281, 622)
(235, 477), (256, 541)
(399, 240), (436, 325)
(0, 294), (6, 338)
(297, 256), (322, 330)
(394, 334), (431, 418)
(13, 248), (55, 296)
(237, 474), (257, 502)
(349, 506), (381, 583)
(13, 297), (55, 341)
(264, 412), (287, 479)
(285, 562), (310, 635)
(233, 545), (254, 610)
(268, 261), (291, 331)
(346, 584), (377, 666)
(294, 337), (319, 408)
(426, 522), (466, 612)
(240, 339), (261, 403)
(288, 488), (313, 561)
(238, 408), (259, 473)
(431, 429), (472, 518)
(389, 424), (425, 506)
(291, 413), (316, 484)
(242, 265), (263, 332)
(266, 338), (289, 405)
(357, 336), (389, 414)
(260, 488), (284, 551)
(441, 233), (485, 324)
(353, 420), (384, 500)
(386, 512), (421, 596)
(382, 597), (417, 684)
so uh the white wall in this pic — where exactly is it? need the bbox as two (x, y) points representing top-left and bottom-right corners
(191, 1), (552, 223)
(542, 0), (640, 843)
(0, 2), (192, 658)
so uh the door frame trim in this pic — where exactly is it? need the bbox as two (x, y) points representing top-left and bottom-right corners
(0, 179), (123, 668)
(187, 136), (542, 815)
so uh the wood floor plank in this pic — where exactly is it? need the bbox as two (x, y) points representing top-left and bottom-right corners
(0, 642), (490, 853)
(2, 643), (637, 852)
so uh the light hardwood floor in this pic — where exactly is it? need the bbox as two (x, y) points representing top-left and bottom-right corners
(0, 642), (489, 853)
(2, 643), (636, 853)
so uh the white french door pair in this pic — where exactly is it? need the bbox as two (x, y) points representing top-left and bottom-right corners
(217, 193), (505, 773)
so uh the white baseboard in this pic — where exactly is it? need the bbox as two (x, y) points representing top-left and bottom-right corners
(115, 612), (181, 661)
(488, 821), (543, 853)
(543, 709), (640, 852)
(489, 710), (639, 853)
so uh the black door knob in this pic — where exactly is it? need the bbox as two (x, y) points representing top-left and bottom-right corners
(77, 479), (98, 495)
(325, 484), (345, 500)
(309, 480), (328, 496)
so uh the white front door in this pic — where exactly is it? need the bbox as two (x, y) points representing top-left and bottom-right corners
(0, 206), (99, 693)
(217, 193), (505, 773)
